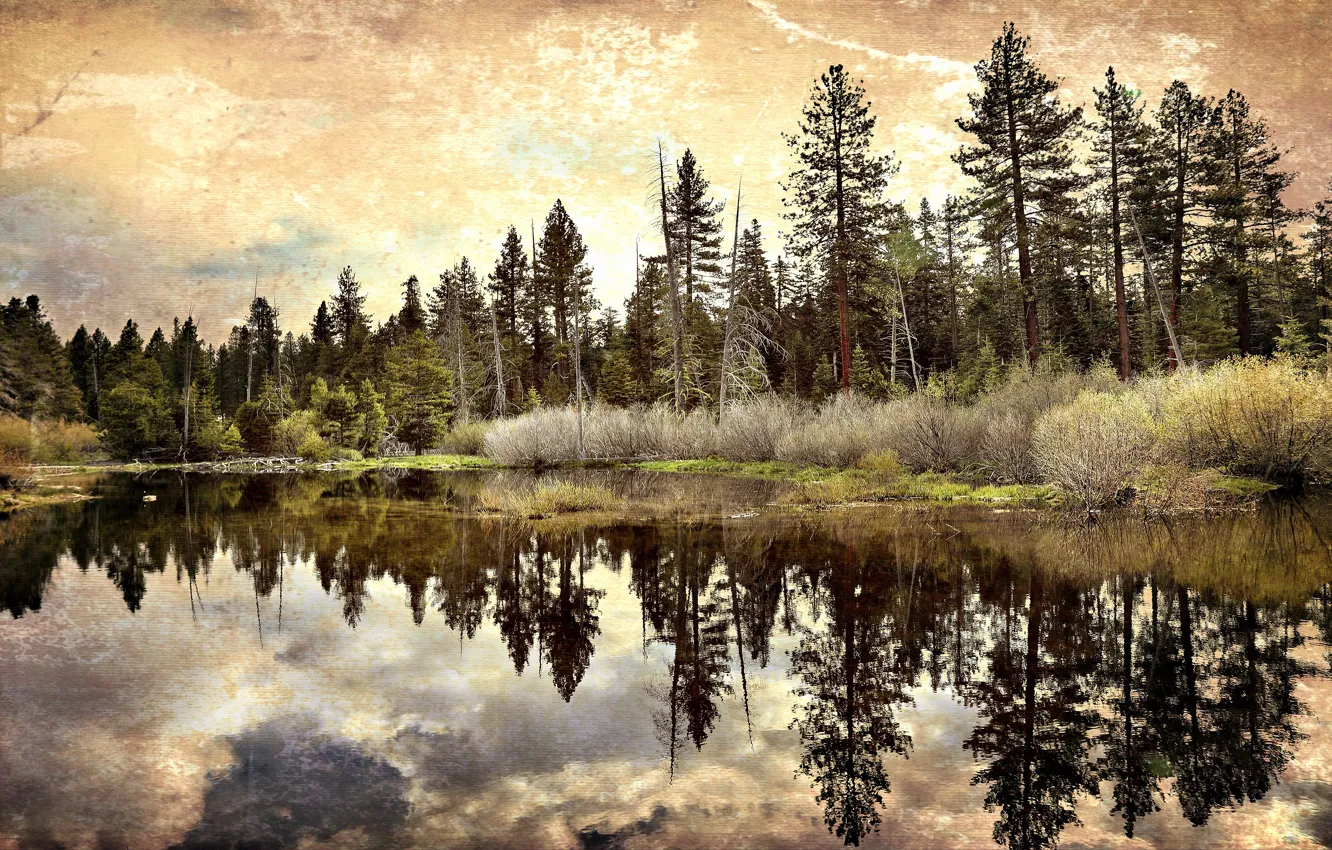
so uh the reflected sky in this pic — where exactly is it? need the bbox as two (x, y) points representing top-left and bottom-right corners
(3, 472), (1332, 849)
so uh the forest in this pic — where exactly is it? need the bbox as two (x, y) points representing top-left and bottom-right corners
(3, 24), (1332, 505)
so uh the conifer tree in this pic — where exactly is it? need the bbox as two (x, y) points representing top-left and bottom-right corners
(955, 23), (1083, 366)
(785, 64), (897, 393)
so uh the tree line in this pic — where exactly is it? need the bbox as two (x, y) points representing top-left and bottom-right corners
(4, 22), (1331, 458)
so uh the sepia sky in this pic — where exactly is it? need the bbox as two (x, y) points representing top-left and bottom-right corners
(2, 0), (1331, 343)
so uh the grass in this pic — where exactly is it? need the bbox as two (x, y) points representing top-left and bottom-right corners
(0, 484), (93, 515)
(480, 481), (622, 519)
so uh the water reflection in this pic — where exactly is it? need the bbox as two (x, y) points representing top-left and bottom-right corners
(3, 472), (1332, 849)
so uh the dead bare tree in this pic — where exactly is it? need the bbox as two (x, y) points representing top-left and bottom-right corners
(489, 293), (506, 418)
(1128, 204), (1186, 370)
(656, 139), (685, 413)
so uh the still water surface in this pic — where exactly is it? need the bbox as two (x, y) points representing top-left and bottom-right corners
(3, 471), (1332, 849)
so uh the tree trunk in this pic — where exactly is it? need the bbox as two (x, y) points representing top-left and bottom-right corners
(1003, 45), (1039, 367)
(718, 180), (742, 417)
(658, 141), (685, 412)
(832, 97), (853, 394)
(1110, 114), (1132, 381)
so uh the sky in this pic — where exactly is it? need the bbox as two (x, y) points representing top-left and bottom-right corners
(2, 0), (1331, 344)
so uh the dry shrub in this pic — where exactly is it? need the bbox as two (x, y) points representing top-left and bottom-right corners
(1033, 390), (1156, 511)
(883, 395), (980, 473)
(484, 407), (580, 467)
(979, 412), (1038, 484)
(0, 416), (34, 459)
(1158, 357), (1332, 483)
(776, 394), (891, 467)
(438, 421), (490, 455)
(979, 362), (1121, 423)
(482, 480), (621, 518)
(31, 419), (100, 463)
(714, 396), (807, 462)
(0, 449), (35, 491)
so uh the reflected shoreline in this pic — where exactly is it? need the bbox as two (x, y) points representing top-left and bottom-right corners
(3, 471), (1332, 849)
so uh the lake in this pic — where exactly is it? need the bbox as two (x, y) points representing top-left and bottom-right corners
(3, 471), (1332, 849)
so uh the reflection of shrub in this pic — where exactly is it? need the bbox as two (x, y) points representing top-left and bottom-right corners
(1033, 391), (1155, 511)
(1159, 358), (1332, 483)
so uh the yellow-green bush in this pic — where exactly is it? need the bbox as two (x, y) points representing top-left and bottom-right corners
(271, 410), (320, 457)
(1033, 390), (1155, 511)
(0, 415), (100, 464)
(1158, 357), (1332, 482)
(297, 433), (332, 463)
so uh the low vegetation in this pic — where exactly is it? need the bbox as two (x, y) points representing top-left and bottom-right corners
(482, 357), (1330, 513)
(480, 480), (622, 519)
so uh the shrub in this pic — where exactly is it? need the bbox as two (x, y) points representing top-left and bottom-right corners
(776, 394), (890, 467)
(714, 397), (807, 462)
(883, 395), (980, 473)
(484, 407), (580, 467)
(0, 415), (33, 459)
(31, 419), (100, 463)
(483, 480), (622, 518)
(331, 447), (363, 462)
(1033, 390), (1155, 511)
(856, 449), (905, 481)
(979, 412), (1038, 484)
(438, 421), (490, 455)
(0, 449), (35, 491)
(272, 410), (321, 457)
(297, 433), (332, 463)
(1158, 357), (1332, 483)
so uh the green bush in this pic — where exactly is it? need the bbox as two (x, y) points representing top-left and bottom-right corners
(272, 410), (320, 457)
(297, 433), (332, 463)
(1158, 357), (1332, 483)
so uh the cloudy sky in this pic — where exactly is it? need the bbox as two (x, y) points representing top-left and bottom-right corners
(3, 0), (1330, 343)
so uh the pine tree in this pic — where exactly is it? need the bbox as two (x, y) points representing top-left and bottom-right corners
(785, 64), (898, 394)
(1092, 66), (1148, 380)
(1198, 90), (1292, 354)
(398, 275), (426, 334)
(955, 23), (1083, 367)
(670, 149), (725, 309)
(384, 331), (454, 455)
(1154, 81), (1212, 370)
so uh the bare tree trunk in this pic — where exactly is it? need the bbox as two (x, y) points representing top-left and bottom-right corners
(718, 179), (742, 418)
(572, 281), (585, 460)
(1129, 204), (1185, 369)
(489, 295), (506, 418)
(894, 264), (921, 390)
(657, 140), (685, 412)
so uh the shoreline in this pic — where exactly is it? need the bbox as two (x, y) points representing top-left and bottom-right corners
(5, 454), (1283, 520)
